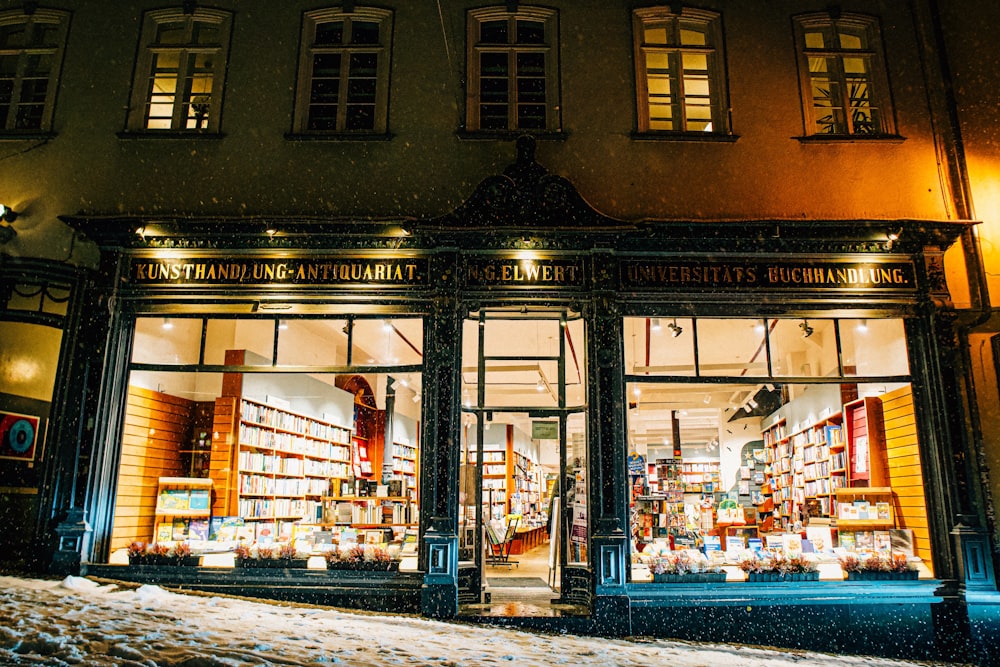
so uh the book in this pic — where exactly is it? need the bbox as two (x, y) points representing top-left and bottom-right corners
(890, 529), (915, 556)
(156, 521), (173, 542)
(188, 519), (209, 541)
(874, 530), (891, 552)
(747, 537), (764, 554)
(726, 535), (745, 551)
(876, 502), (891, 521)
(839, 532), (856, 550)
(256, 522), (276, 544)
(209, 516), (244, 541)
(806, 525), (833, 552)
(189, 489), (210, 511)
(855, 531), (875, 551)
(853, 500), (871, 520)
(703, 534), (722, 553)
(171, 519), (189, 541)
(159, 488), (190, 511)
(782, 533), (803, 555)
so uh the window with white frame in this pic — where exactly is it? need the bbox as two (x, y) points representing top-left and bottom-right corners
(793, 12), (895, 136)
(466, 6), (560, 133)
(293, 7), (393, 134)
(633, 7), (728, 134)
(126, 8), (232, 132)
(0, 8), (70, 133)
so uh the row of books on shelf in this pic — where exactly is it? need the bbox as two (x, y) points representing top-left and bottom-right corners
(323, 500), (417, 525)
(240, 400), (351, 442)
(238, 423), (352, 458)
(392, 443), (417, 460)
(157, 488), (210, 512)
(334, 478), (411, 498)
(239, 473), (329, 497)
(803, 476), (845, 497)
(838, 500), (892, 521)
(237, 497), (311, 520)
(238, 451), (350, 478)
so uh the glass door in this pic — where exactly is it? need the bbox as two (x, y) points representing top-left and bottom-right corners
(458, 308), (588, 607)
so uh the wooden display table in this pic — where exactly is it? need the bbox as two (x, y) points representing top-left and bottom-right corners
(508, 524), (548, 555)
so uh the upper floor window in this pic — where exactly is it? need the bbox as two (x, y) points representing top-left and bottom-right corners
(466, 6), (560, 134)
(793, 12), (895, 137)
(126, 8), (232, 133)
(632, 7), (728, 134)
(0, 8), (70, 133)
(292, 7), (393, 135)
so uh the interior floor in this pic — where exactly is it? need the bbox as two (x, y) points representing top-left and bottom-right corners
(460, 542), (589, 618)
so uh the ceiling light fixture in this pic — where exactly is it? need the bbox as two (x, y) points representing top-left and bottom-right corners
(667, 318), (683, 337)
(800, 319), (814, 338)
(857, 319), (868, 332)
(650, 317), (662, 332)
(162, 317), (174, 330)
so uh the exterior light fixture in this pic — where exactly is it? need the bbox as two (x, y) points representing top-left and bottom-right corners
(885, 229), (901, 250)
(0, 204), (17, 222)
(800, 319), (814, 338)
(265, 227), (277, 238)
(667, 318), (683, 337)
(135, 226), (146, 240)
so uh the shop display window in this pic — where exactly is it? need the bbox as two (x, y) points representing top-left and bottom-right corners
(624, 316), (931, 584)
(110, 314), (423, 569)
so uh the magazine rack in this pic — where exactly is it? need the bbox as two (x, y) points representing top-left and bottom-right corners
(485, 516), (520, 568)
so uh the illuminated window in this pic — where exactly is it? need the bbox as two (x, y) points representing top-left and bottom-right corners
(465, 6), (560, 133)
(293, 7), (393, 135)
(0, 8), (70, 133)
(632, 7), (728, 134)
(126, 8), (232, 132)
(793, 12), (895, 136)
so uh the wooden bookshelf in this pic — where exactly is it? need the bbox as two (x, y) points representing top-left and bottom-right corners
(153, 477), (213, 542)
(844, 396), (889, 487)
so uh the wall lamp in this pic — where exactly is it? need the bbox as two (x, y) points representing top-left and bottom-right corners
(0, 204), (17, 222)
(0, 204), (17, 243)
(800, 319), (815, 338)
(667, 318), (683, 337)
(885, 229), (901, 250)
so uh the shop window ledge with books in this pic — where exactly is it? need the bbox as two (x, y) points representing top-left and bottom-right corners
(650, 550), (726, 583)
(839, 552), (919, 581)
(738, 552), (820, 582)
(127, 541), (202, 567)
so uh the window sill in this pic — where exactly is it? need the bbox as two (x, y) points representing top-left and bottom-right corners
(793, 134), (906, 144)
(117, 131), (225, 140)
(0, 131), (56, 141)
(456, 129), (568, 142)
(631, 131), (739, 143)
(284, 132), (394, 142)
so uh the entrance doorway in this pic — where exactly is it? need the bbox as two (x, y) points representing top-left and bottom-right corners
(458, 309), (589, 616)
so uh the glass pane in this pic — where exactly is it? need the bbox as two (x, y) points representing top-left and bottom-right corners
(0, 321), (62, 400)
(843, 56), (869, 75)
(480, 20), (508, 44)
(484, 359), (558, 408)
(565, 318), (587, 408)
(841, 319), (909, 376)
(516, 20), (544, 44)
(697, 318), (769, 377)
(192, 22), (219, 45)
(0, 23), (27, 49)
(155, 21), (186, 44)
(275, 319), (348, 365)
(768, 319), (838, 377)
(484, 318), (561, 357)
(566, 411), (588, 565)
(838, 30), (865, 50)
(204, 319), (274, 365)
(351, 21), (379, 45)
(682, 53), (707, 71)
(315, 21), (344, 45)
(684, 77), (710, 97)
(644, 27), (668, 45)
(352, 318), (423, 366)
(132, 317), (202, 365)
(803, 30), (826, 49)
(624, 317), (696, 377)
(679, 27), (707, 46)
(646, 52), (670, 71)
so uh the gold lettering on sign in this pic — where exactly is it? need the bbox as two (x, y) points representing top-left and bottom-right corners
(131, 259), (425, 286)
(466, 260), (581, 285)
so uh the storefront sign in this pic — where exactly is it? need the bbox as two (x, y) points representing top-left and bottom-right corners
(621, 258), (917, 291)
(464, 257), (585, 288)
(128, 257), (429, 287)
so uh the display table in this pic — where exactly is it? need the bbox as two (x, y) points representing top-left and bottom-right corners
(508, 525), (548, 555)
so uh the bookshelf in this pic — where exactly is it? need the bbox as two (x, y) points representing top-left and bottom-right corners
(635, 458), (685, 545)
(466, 425), (541, 521)
(153, 477), (212, 542)
(834, 486), (895, 529)
(761, 412), (844, 531)
(210, 396), (353, 527)
(843, 397), (889, 487)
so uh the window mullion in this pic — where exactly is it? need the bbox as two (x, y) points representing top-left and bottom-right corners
(337, 47), (351, 131)
(172, 48), (194, 129)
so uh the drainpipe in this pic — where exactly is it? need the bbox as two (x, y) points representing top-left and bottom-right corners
(911, 0), (996, 599)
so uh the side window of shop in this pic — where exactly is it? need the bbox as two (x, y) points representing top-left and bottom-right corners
(624, 317), (930, 583)
(465, 6), (560, 134)
(0, 8), (70, 134)
(792, 12), (896, 138)
(111, 315), (423, 570)
(632, 6), (729, 135)
(291, 7), (394, 136)
(125, 7), (232, 133)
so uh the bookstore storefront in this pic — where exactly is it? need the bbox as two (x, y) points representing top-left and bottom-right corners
(62, 212), (979, 661)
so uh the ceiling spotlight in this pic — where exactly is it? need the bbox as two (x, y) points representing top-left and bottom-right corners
(800, 319), (814, 338)
(667, 318), (683, 337)
(162, 317), (174, 330)
(536, 379), (546, 392)
(743, 404), (752, 413)
(650, 317), (662, 332)
(703, 394), (712, 405)
(278, 320), (289, 330)
(857, 319), (868, 332)
(412, 393), (421, 403)
(747, 397), (758, 409)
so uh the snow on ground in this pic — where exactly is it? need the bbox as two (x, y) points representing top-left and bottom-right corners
(0, 575), (962, 666)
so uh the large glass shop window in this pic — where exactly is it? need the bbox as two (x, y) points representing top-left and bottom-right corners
(110, 315), (423, 569)
(623, 317), (933, 583)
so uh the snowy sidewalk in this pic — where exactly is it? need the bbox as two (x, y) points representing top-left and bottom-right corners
(0, 575), (963, 666)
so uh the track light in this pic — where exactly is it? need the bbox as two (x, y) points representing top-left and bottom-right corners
(650, 317), (662, 332)
(667, 318), (683, 337)
(703, 394), (712, 405)
(162, 317), (174, 330)
(857, 319), (868, 332)
(800, 320), (814, 338)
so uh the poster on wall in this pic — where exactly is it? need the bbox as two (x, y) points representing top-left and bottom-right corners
(0, 412), (40, 462)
